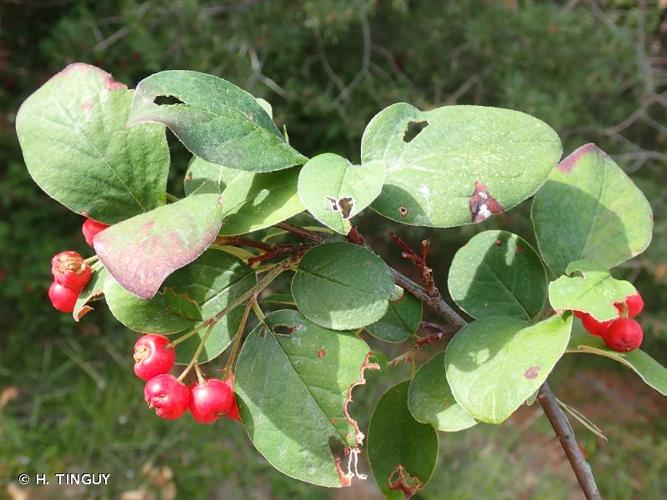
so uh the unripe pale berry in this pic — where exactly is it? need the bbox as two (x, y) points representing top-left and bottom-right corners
(48, 281), (79, 313)
(615, 293), (644, 318)
(82, 218), (109, 247)
(51, 251), (92, 291)
(574, 311), (612, 337)
(144, 374), (190, 420)
(189, 379), (234, 424)
(222, 376), (241, 421)
(602, 318), (643, 352)
(133, 334), (175, 381)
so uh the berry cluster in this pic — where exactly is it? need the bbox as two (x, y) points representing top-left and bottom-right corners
(574, 293), (644, 352)
(134, 334), (240, 423)
(48, 218), (108, 313)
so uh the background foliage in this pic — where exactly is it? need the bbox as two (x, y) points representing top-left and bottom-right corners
(1, 0), (666, 498)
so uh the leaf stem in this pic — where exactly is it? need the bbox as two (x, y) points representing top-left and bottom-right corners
(177, 320), (217, 382)
(169, 322), (210, 348)
(194, 363), (206, 384)
(223, 297), (255, 379)
(84, 255), (99, 265)
(210, 259), (290, 324)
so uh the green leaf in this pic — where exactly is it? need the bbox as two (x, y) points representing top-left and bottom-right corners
(361, 103), (562, 227)
(532, 144), (653, 276)
(297, 153), (385, 235)
(567, 326), (667, 396)
(448, 230), (547, 321)
(368, 381), (438, 496)
(95, 193), (224, 299)
(185, 157), (304, 235)
(445, 315), (572, 424)
(291, 242), (395, 330)
(15, 63), (170, 224)
(184, 156), (239, 195)
(408, 352), (477, 432)
(73, 266), (108, 321)
(128, 70), (306, 172)
(548, 267), (636, 321)
(366, 292), (422, 343)
(235, 310), (376, 488)
(104, 249), (256, 335)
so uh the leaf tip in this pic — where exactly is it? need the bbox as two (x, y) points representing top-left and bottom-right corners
(557, 143), (601, 173)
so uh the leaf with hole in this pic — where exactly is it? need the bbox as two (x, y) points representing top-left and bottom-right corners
(445, 315), (572, 424)
(567, 326), (667, 396)
(368, 381), (438, 496)
(408, 352), (476, 432)
(365, 292), (422, 343)
(185, 157), (304, 235)
(73, 266), (108, 321)
(234, 310), (375, 487)
(297, 153), (385, 235)
(448, 230), (547, 321)
(532, 144), (653, 275)
(104, 249), (256, 344)
(291, 242), (395, 330)
(15, 63), (170, 223)
(128, 70), (306, 172)
(548, 264), (637, 321)
(361, 103), (562, 227)
(95, 193), (224, 299)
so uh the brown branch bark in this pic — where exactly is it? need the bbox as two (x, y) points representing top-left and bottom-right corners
(276, 222), (601, 497)
(538, 383), (602, 500)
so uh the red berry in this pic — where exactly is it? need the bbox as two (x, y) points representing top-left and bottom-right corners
(133, 334), (175, 381)
(222, 376), (241, 421)
(615, 293), (644, 318)
(577, 312), (612, 337)
(51, 251), (92, 291)
(82, 218), (109, 247)
(189, 379), (234, 424)
(48, 281), (79, 313)
(602, 318), (643, 352)
(144, 374), (190, 420)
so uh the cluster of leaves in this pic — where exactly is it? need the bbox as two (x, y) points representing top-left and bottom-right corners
(15, 61), (667, 497)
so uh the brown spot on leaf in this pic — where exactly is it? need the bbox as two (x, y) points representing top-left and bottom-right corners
(495, 239), (503, 246)
(515, 244), (524, 254)
(398, 206), (409, 217)
(524, 366), (540, 379)
(318, 347), (327, 359)
(469, 181), (503, 223)
(403, 120), (429, 143)
(388, 465), (424, 496)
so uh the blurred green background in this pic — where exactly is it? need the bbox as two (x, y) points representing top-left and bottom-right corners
(1, 1), (666, 498)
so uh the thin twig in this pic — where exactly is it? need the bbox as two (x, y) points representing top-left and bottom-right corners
(538, 383), (602, 500)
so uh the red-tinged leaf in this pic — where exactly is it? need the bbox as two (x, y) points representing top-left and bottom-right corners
(95, 194), (223, 299)
(16, 63), (169, 223)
